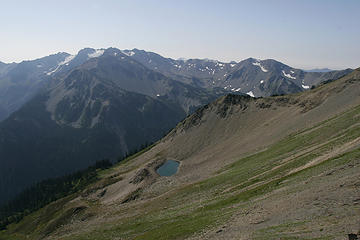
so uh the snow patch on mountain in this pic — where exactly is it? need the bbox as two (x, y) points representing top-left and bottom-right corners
(88, 49), (104, 58)
(121, 50), (135, 56)
(246, 91), (255, 97)
(46, 55), (75, 75)
(252, 61), (268, 72)
(282, 70), (296, 79)
(302, 84), (310, 89)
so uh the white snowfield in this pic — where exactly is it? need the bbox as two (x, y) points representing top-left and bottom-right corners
(246, 91), (255, 97)
(302, 84), (310, 89)
(121, 50), (135, 56)
(282, 70), (296, 79)
(252, 61), (268, 72)
(46, 49), (105, 76)
(46, 55), (75, 76)
(88, 49), (105, 58)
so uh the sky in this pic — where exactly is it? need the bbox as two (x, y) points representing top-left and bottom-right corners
(0, 0), (359, 69)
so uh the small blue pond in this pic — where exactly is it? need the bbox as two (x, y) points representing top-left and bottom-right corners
(156, 160), (180, 176)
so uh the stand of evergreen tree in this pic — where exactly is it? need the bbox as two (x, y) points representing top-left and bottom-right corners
(117, 141), (154, 163)
(0, 140), (156, 230)
(0, 159), (113, 230)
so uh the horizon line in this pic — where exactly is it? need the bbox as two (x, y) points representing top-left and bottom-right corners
(0, 47), (354, 71)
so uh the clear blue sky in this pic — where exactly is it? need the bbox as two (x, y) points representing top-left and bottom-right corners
(0, 0), (359, 69)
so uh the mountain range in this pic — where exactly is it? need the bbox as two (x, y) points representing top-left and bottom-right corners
(125, 48), (351, 97)
(0, 48), (351, 121)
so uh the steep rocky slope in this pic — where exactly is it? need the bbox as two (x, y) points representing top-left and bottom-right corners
(0, 80), (184, 205)
(1, 68), (359, 239)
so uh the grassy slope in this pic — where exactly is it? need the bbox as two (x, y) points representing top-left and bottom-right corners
(2, 95), (359, 239)
(70, 105), (360, 240)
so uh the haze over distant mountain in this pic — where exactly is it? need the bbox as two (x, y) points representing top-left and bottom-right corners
(0, 53), (68, 121)
(304, 68), (333, 72)
(0, 61), (7, 72)
(122, 48), (352, 97)
(0, 48), (351, 121)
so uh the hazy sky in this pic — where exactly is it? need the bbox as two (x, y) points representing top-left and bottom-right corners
(0, 0), (359, 69)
